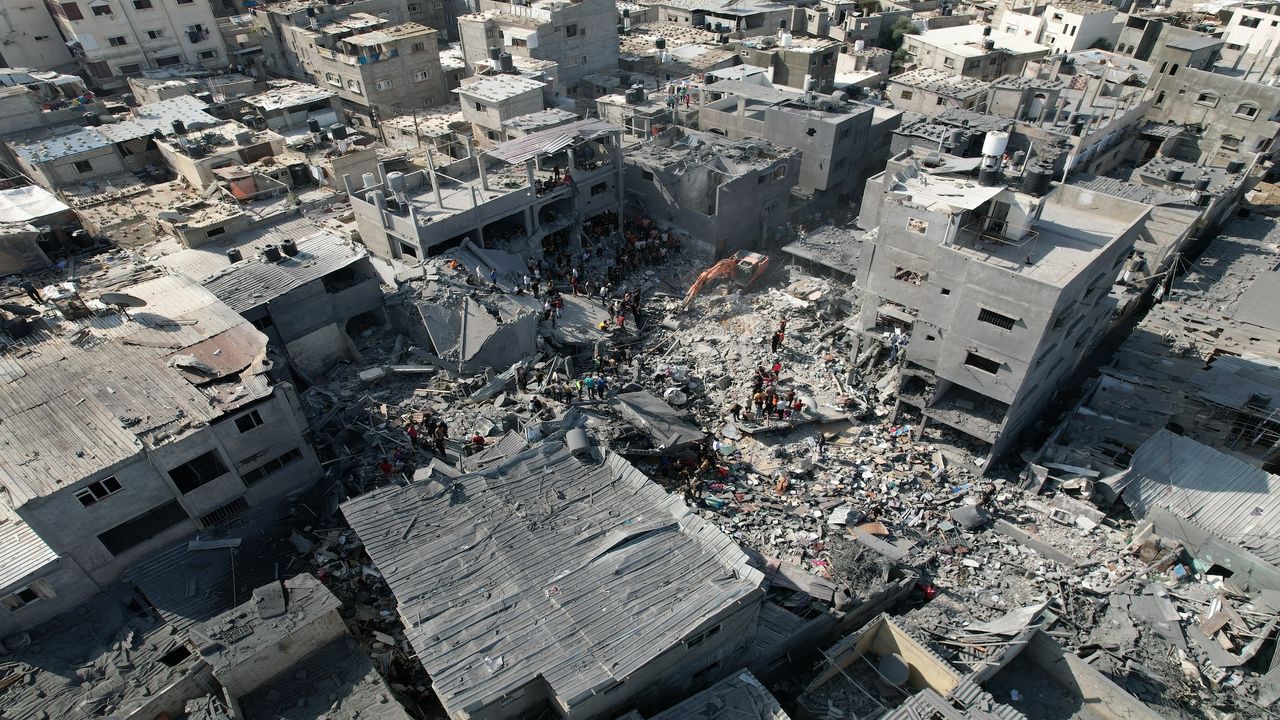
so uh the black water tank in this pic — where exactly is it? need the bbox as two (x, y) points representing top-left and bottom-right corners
(263, 245), (282, 262)
(1227, 160), (1245, 173)
(1194, 175), (1211, 191)
(172, 119), (186, 135)
(1165, 168), (1183, 182)
(983, 38), (995, 50)
(983, 25), (992, 36)
(488, 45), (501, 60)
(330, 123), (348, 140)
(84, 112), (101, 126)
(978, 165), (1001, 186)
(307, 117), (322, 133)
(499, 52), (514, 73)
(655, 37), (666, 49)
(227, 248), (243, 263)
(1021, 164), (1053, 195)
(1197, 192), (1211, 207)
(281, 238), (299, 256)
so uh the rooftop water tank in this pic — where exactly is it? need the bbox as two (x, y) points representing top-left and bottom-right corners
(981, 131), (1009, 158)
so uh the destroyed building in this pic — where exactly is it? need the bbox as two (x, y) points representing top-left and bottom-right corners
(697, 80), (902, 213)
(348, 119), (625, 262)
(622, 127), (799, 257)
(341, 441), (767, 720)
(854, 146), (1149, 469)
(0, 274), (322, 638)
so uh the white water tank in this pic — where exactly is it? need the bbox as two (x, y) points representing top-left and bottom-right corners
(780, 31), (793, 47)
(982, 131), (1009, 158)
(362, 172), (377, 189)
(854, 39), (866, 52)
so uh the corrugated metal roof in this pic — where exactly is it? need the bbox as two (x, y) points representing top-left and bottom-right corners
(0, 518), (58, 589)
(1190, 354), (1280, 414)
(485, 119), (619, 165)
(341, 442), (764, 718)
(649, 671), (790, 720)
(194, 231), (368, 313)
(0, 275), (272, 507)
(1121, 430), (1280, 566)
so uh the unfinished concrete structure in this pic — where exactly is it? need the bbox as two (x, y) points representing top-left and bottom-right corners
(341, 440), (767, 720)
(730, 34), (841, 92)
(348, 119), (625, 261)
(622, 127), (799, 257)
(854, 146), (1148, 468)
(0, 274), (321, 638)
(697, 79), (901, 213)
(457, 0), (620, 92)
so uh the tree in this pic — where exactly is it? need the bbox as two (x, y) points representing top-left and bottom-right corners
(890, 17), (919, 50)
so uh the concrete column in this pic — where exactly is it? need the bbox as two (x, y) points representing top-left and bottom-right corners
(477, 149), (489, 192)
(566, 146), (582, 254)
(525, 206), (537, 235)
(613, 131), (625, 237)
(526, 159), (537, 198)
(423, 151), (444, 209)
(737, 96), (746, 121)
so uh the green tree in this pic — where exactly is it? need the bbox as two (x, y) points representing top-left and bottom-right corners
(890, 17), (919, 50)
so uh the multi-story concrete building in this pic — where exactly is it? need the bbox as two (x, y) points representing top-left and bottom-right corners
(730, 33), (841, 92)
(283, 15), (448, 122)
(818, 0), (912, 46)
(0, 273), (322, 637)
(1218, 0), (1280, 74)
(250, 0), (449, 82)
(997, 0), (1120, 54)
(348, 119), (625, 261)
(886, 68), (989, 117)
(457, 0), (619, 93)
(697, 79), (901, 212)
(455, 74), (547, 145)
(1147, 59), (1280, 163)
(901, 24), (1050, 80)
(46, 0), (227, 90)
(853, 145), (1148, 468)
(0, 0), (75, 69)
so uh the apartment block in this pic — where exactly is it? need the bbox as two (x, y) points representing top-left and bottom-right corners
(0, 0), (75, 69)
(0, 273), (321, 638)
(454, 73), (547, 146)
(284, 14), (448, 121)
(1147, 59), (1280, 164)
(901, 24), (1050, 80)
(457, 0), (619, 92)
(854, 145), (1148, 468)
(46, 0), (226, 90)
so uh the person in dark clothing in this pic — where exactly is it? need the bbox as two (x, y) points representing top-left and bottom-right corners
(19, 279), (40, 304)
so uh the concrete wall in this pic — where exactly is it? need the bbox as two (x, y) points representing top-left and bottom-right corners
(0, 556), (100, 639)
(15, 144), (127, 191)
(459, 0), (618, 91)
(0, 0), (75, 69)
(0, 227), (49, 274)
(1148, 64), (1280, 163)
(13, 386), (320, 595)
(459, 86), (544, 144)
(213, 606), (348, 697)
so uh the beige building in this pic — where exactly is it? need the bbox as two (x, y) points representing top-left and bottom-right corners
(901, 24), (1050, 80)
(285, 14), (449, 123)
(45, 0), (226, 90)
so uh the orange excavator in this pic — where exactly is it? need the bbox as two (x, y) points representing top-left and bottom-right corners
(682, 251), (770, 307)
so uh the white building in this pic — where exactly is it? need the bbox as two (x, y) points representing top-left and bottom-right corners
(997, 0), (1120, 54)
(1219, 0), (1280, 71)
(46, 0), (227, 90)
(0, 0), (75, 69)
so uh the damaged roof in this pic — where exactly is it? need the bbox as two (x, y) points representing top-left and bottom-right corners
(340, 442), (763, 717)
(612, 390), (705, 450)
(485, 119), (619, 165)
(1120, 430), (1280, 568)
(0, 275), (272, 507)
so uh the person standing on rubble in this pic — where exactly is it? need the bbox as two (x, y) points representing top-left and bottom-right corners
(583, 375), (594, 400)
(752, 389), (765, 418)
(432, 423), (448, 457)
(406, 424), (419, 448)
(770, 329), (784, 353)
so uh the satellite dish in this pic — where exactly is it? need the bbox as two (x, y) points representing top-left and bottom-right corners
(0, 303), (39, 317)
(100, 293), (148, 308)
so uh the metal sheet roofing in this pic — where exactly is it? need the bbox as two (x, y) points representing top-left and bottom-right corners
(1190, 354), (1280, 414)
(485, 119), (619, 165)
(97, 95), (219, 143)
(0, 275), (271, 507)
(188, 231), (368, 313)
(648, 671), (790, 720)
(9, 127), (113, 163)
(0, 518), (58, 590)
(341, 442), (763, 718)
(1121, 429), (1280, 566)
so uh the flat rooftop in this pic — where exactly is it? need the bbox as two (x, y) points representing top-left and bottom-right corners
(889, 68), (989, 98)
(243, 79), (338, 112)
(341, 442), (763, 716)
(454, 74), (545, 103)
(914, 24), (1051, 57)
(344, 21), (435, 45)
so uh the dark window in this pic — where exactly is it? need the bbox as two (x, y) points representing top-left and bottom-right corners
(107, 35), (128, 47)
(474, 101), (486, 112)
(73, 160), (93, 173)
(250, 314), (274, 330)
(964, 351), (1001, 374)
(234, 410), (264, 433)
(241, 447), (302, 485)
(566, 23), (578, 36)
(692, 660), (721, 684)
(168, 450), (229, 493)
(198, 49), (217, 60)
(642, 170), (654, 182)
(156, 55), (182, 66)
(133, 0), (151, 7)
(146, 29), (163, 39)
(75, 476), (123, 507)
(940, 288), (951, 295)
(686, 623), (722, 648)
(92, 3), (111, 15)
(205, 226), (225, 238)
(199, 496), (249, 527)
(97, 500), (189, 556)
(322, 266), (360, 293)
(118, 63), (141, 74)
(977, 308), (1016, 330)
(400, 242), (418, 258)
(591, 182), (608, 195)
(60, 1), (84, 19)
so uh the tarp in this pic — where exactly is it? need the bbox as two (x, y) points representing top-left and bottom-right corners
(0, 186), (70, 223)
(612, 391), (704, 450)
